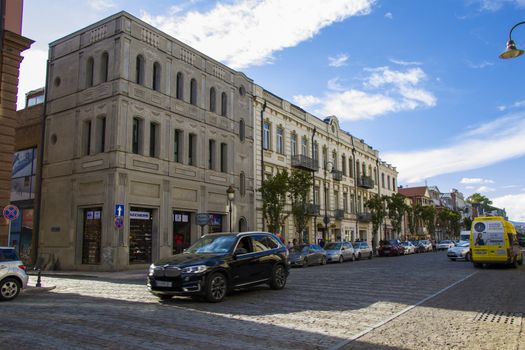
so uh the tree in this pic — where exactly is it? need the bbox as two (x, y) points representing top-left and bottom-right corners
(365, 194), (388, 251)
(405, 205), (417, 236)
(421, 205), (436, 239)
(259, 170), (289, 234)
(412, 203), (425, 236)
(437, 208), (462, 239)
(385, 193), (407, 238)
(288, 169), (313, 244)
(467, 193), (493, 212)
(463, 217), (472, 231)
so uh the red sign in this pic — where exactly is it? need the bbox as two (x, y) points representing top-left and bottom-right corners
(3, 205), (20, 221)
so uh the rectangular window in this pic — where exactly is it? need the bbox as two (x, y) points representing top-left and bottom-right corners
(291, 134), (297, 156)
(208, 140), (216, 170)
(349, 157), (353, 178)
(263, 122), (270, 150)
(314, 187), (320, 205)
(343, 192), (348, 212)
(301, 138), (307, 156)
(97, 117), (106, 153)
(221, 143), (228, 173)
(350, 193), (355, 213)
(276, 128), (284, 154)
(132, 118), (141, 155)
(387, 175), (391, 190)
(149, 122), (158, 157)
(188, 134), (197, 166)
(82, 207), (102, 265)
(334, 191), (339, 209)
(313, 142), (318, 162)
(84, 120), (92, 156)
(342, 156), (346, 175)
(174, 129), (182, 163)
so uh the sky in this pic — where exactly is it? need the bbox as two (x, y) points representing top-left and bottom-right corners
(17, 0), (525, 221)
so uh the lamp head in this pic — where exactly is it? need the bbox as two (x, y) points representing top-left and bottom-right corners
(499, 39), (524, 59)
(226, 185), (235, 201)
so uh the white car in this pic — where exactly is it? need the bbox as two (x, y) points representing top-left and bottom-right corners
(400, 241), (416, 254)
(447, 242), (471, 261)
(0, 247), (29, 301)
(436, 240), (455, 250)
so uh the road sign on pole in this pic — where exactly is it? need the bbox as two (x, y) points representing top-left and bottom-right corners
(114, 216), (124, 230)
(3, 205), (20, 221)
(115, 204), (124, 217)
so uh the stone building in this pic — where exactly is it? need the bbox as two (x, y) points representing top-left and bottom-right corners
(0, 0), (32, 245)
(253, 86), (398, 247)
(38, 12), (254, 270)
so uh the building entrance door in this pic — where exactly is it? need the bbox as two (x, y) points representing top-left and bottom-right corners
(129, 207), (153, 264)
(173, 211), (191, 254)
(82, 207), (102, 264)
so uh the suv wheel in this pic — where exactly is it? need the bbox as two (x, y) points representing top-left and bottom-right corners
(0, 278), (21, 301)
(205, 273), (227, 303)
(269, 264), (287, 290)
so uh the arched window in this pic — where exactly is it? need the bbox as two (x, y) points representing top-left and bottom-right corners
(239, 119), (245, 141)
(240, 172), (246, 196)
(100, 52), (109, 83)
(209, 87), (216, 112)
(221, 92), (227, 116)
(86, 57), (94, 88)
(153, 62), (161, 91)
(176, 72), (184, 100)
(136, 55), (144, 85)
(238, 217), (247, 232)
(190, 78), (197, 105)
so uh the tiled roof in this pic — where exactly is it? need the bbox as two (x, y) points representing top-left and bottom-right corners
(398, 186), (428, 198)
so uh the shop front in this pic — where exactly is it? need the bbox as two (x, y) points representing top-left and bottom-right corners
(208, 214), (224, 233)
(129, 207), (153, 264)
(173, 211), (192, 254)
(81, 207), (102, 264)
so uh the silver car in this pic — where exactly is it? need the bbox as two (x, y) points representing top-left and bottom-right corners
(0, 247), (29, 301)
(447, 242), (471, 261)
(353, 241), (373, 260)
(324, 242), (355, 263)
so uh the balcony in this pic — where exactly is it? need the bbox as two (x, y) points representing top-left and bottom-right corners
(306, 204), (320, 216)
(358, 212), (372, 222)
(357, 175), (374, 189)
(332, 169), (343, 181)
(334, 209), (345, 220)
(291, 155), (319, 172)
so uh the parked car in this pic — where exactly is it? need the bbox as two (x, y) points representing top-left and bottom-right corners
(436, 240), (455, 250)
(400, 241), (416, 254)
(447, 242), (471, 261)
(289, 244), (327, 267)
(353, 242), (373, 260)
(0, 247), (29, 301)
(324, 242), (355, 263)
(147, 232), (289, 303)
(418, 240), (433, 252)
(378, 240), (405, 257)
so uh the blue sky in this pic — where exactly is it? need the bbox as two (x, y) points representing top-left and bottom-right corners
(17, 0), (525, 221)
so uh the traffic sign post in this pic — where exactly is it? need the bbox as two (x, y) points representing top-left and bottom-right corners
(115, 204), (125, 217)
(3, 205), (20, 248)
(195, 213), (209, 236)
(114, 216), (124, 230)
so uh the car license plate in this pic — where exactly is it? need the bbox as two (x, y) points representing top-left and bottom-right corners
(156, 280), (172, 287)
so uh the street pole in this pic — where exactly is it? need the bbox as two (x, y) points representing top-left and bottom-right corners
(229, 201), (232, 233)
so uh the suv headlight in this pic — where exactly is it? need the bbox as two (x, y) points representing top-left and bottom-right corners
(182, 265), (208, 274)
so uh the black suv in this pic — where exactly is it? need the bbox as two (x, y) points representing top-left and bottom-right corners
(147, 232), (290, 302)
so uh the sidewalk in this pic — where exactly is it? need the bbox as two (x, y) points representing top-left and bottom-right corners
(27, 268), (148, 281)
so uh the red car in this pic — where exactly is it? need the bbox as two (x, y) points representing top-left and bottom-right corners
(378, 240), (405, 257)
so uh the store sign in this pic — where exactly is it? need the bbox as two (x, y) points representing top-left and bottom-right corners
(130, 211), (150, 220)
(196, 213), (209, 226)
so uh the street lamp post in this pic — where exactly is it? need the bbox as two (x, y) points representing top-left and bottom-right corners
(500, 21), (525, 59)
(323, 161), (333, 243)
(226, 185), (235, 233)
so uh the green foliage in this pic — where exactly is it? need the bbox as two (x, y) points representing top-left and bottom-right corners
(466, 193), (493, 211)
(365, 194), (388, 247)
(288, 169), (313, 243)
(385, 193), (408, 235)
(421, 205), (436, 237)
(437, 208), (461, 238)
(259, 170), (289, 234)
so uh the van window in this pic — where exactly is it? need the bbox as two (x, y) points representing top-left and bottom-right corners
(0, 248), (19, 261)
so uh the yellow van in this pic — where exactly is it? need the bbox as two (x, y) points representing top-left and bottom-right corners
(470, 216), (523, 268)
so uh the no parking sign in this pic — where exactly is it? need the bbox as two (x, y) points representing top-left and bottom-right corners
(3, 205), (20, 221)
(114, 216), (124, 230)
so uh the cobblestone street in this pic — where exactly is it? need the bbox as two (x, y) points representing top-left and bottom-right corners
(1, 252), (523, 349)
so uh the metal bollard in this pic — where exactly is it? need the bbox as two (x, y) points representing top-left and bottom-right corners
(34, 267), (42, 288)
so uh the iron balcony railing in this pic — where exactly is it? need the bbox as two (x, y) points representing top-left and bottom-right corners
(332, 169), (343, 181)
(357, 175), (374, 189)
(358, 212), (372, 222)
(291, 154), (319, 172)
(334, 209), (345, 220)
(306, 204), (320, 216)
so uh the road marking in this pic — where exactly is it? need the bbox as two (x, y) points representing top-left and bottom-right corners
(330, 271), (478, 350)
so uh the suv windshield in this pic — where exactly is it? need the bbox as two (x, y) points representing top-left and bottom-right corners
(184, 235), (237, 254)
(324, 243), (341, 250)
(0, 248), (20, 261)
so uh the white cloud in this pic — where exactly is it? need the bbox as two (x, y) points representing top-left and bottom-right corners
(383, 112), (525, 183)
(292, 95), (321, 109)
(389, 58), (422, 66)
(496, 99), (525, 112)
(460, 178), (494, 184)
(470, 0), (525, 11)
(384, 12), (393, 19)
(467, 60), (493, 69)
(475, 186), (495, 193)
(89, 0), (117, 11)
(142, 0), (375, 69)
(493, 193), (525, 221)
(17, 48), (48, 110)
(293, 66), (436, 121)
(328, 53), (349, 67)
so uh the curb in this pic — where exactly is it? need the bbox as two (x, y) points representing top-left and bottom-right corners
(22, 286), (57, 294)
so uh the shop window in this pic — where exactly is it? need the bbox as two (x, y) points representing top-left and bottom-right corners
(10, 148), (37, 201)
(82, 208), (102, 265)
(173, 211), (191, 254)
(129, 207), (153, 264)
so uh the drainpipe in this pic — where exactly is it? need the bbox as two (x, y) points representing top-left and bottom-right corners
(376, 159), (382, 245)
(311, 127), (317, 244)
(259, 100), (267, 230)
(351, 137), (358, 242)
(33, 59), (50, 267)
